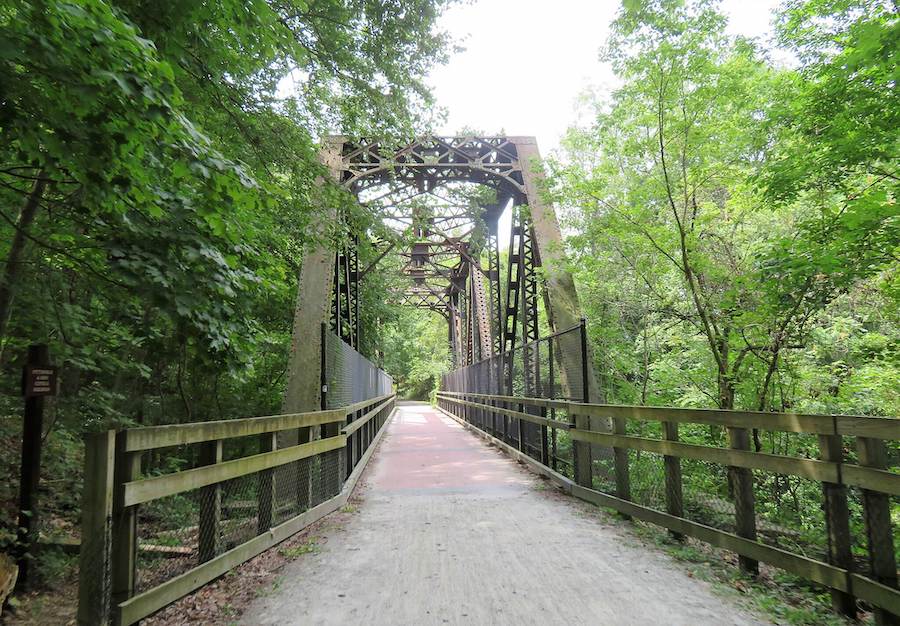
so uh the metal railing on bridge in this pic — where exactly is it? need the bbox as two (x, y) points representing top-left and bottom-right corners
(438, 322), (900, 623)
(441, 322), (588, 471)
(77, 332), (394, 625)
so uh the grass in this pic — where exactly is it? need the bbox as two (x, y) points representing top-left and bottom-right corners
(254, 575), (285, 599)
(280, 538), (320, 559)
(621, 518), (866, 626)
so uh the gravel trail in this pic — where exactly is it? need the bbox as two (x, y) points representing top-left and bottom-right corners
(242, 402), (766, 626)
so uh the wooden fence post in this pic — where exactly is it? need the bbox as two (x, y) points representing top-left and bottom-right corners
(573, 322), (594, 488)
(257, 432), (277, 533)
(111, 437), (141, 621)
(77, 430), (116, 626)
(857, 436), (899, 626)
(551, 424), (558, 472)
(572, 412), (593, 488)
(322, 420), (343, 497)
(198, 440), (223, 562)
(613, 416), (631, 519)
(540, 415), (549, 466)
(663, 421), (684, 539)
(297, 426), (312, 511)
(517, 400), (525, 453)
(728, 426), (758, 575)
(818, 433), (856, 617)
(344, 411), (354, 479)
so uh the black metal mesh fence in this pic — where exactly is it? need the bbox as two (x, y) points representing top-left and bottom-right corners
(134, 447), (343, 593)
(324, 330), (392, 409)
(617, 422), (833, 563)
(440, 324), (587, 474)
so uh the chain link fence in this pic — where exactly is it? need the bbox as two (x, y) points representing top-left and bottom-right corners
(616, 422), (836, 564)
(324, 330), (392, 409)
(134, 447), (343, 594)
(441, 323), (839, 566)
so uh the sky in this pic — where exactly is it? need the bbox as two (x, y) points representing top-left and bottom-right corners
(429, 0), (784, 157)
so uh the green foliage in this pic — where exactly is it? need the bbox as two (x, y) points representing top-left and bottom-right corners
(280, 538), (320, 558)
(381, 306), (449, 400)
(0, 0), (453, 415)
(552, 0), (898, 419)
(0, 0), (455, 590)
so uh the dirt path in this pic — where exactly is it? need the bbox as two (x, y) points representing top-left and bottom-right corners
(242, 402), (766, 625)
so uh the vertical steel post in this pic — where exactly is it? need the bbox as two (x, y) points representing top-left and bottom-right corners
(573, 318), (593, 487)
(320, 322), (328, 412)
(580, 319), (589, 404)
(549, 337), (557, 471)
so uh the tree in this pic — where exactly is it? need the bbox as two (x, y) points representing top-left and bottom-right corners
(552, 0), (898, 431)
(0, 0), (455, 430)
(555, 0), (789, 412)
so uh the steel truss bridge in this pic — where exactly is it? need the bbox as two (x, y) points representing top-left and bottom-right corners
(284, 135), (598, 416)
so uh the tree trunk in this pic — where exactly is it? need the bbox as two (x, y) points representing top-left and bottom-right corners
(0, 175), (47, 365)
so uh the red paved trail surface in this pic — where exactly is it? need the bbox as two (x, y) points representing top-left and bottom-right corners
(368, 402), (530, 495)
(243, 402), (764, 626)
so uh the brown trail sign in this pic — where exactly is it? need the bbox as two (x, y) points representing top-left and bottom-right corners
(17, 344), (56, 589)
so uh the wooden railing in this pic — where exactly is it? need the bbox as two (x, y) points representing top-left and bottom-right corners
(436, 391), (900, 622)
(77, 393), (396, 625)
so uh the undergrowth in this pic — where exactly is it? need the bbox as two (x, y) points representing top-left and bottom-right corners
(606, 510), (870, 626)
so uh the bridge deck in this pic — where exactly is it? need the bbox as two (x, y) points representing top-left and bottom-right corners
(243, 402), (763, 625)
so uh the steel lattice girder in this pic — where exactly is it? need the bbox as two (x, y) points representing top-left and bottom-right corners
(338, 136), (527, 200)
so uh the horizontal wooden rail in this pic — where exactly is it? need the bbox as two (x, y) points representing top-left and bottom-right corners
(850, 574), (900, 617)
(116, 400), (398, 626)
(117, 494), (345, 625)
(123, 409), (346, 451)
(121, 393), (395, 452)
(342, 395), (396, 436)
(440, 392), (900, 439)
(842, 464), (900, 497)
(123, 435), (346, 506)
(339, 392), (396, 416)
(435, 393), (570, 431)
(571, 484), (899, 613)
(441, 392), (900, 496)
(116, 399), (397, 625)
(573, 480), (900, 613)
(569, 428), (900, 497)
(570, 429), (839, 482)
(570, 483), (852, 589)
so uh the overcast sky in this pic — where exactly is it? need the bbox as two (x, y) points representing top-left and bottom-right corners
(429, 0), (783, 157)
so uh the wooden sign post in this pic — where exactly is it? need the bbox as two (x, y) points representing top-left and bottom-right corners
(16, 344), (56, 589)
